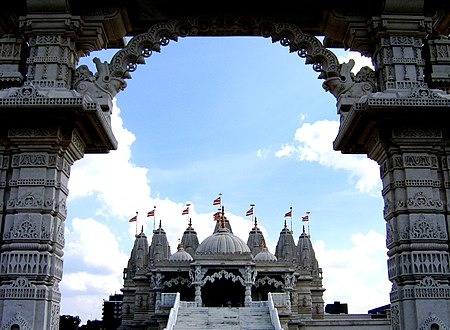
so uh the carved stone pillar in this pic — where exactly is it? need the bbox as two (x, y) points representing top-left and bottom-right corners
(0, 4), (123, 329)
(0, 127), (84, 330)
(372, 15), (431, 91)
(334, 15), (450, 327)
(368, 127), (450, 330)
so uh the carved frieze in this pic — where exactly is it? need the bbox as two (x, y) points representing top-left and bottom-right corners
(382, 180), (441, 196)
(392, 128), (442, 139)
(2, 252), (51, 276)
(7, 191), (55, 211)
(389, 251), (450, 279)
(400, 216), (447, 241)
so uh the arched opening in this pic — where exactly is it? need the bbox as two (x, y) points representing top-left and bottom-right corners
(67, 21), (382, 320)
(202, 277), (245, 307)
(252, 282), (283, 302)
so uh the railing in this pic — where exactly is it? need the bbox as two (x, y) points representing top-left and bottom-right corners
(268, 293), (283, 330)
(163, 292), (181, 330)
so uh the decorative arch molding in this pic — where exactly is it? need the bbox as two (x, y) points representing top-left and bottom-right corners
(419, 313), (449, 330)
(201, 269), (245, 287)
(163, 276), (192, 288)
(0, 312), (32, 330)
(108, 16), (341, 81)
(254, 275), (284, 289)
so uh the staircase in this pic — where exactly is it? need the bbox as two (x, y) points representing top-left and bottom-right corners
(173, 306), (275, 330)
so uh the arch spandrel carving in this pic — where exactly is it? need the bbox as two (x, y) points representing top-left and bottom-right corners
(95, 17), (343, 85)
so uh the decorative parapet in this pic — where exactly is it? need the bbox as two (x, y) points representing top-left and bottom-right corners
(390, 277), (450, 302)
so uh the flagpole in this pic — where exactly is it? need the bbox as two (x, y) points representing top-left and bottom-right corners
(250, 204), (255, 222)
(135, 212), (138, 236)
(289, 206), (293, 234)
(153, 206), (156, 232)
(306, 211), (311, 236)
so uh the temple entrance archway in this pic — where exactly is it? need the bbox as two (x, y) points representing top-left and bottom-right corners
(1, 3), (450, 330)
(202, 278), (245, 307)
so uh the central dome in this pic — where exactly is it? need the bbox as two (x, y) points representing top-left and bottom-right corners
(195, 227), (251, 255)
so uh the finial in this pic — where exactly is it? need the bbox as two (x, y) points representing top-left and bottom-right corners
(159, 220), (162, 228)
(302, 225), (306, 233)
(254, 217), (258, 228)
(259, 239), (266, 249)
(284, 219), (287, 228)
(188, 218), (192, 227)
(220, 206), (225, 229)
(177, 238), (183, 250)
(141, 225), (144, 233)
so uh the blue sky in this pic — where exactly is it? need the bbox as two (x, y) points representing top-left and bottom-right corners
(60, 36), (390, 323)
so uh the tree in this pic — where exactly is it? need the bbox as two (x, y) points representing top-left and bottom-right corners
(59, 315), (81, 330)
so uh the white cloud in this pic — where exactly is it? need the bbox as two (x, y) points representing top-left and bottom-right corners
(276, 120), (381, 194)
(337, 51), (374, 74)
(67, 99), (150, 217)
(61, 217), (129, 321)
(314, 229), (391, 313)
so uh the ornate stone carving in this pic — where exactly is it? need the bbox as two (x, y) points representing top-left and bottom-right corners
(202, 269), (245, 286)
(419, 313), (449, 330)
(8, 215), (39, 240)
(150, 273), (164, 289)
(400, 216), (447, 241)
(254, 275), (284, 288)
(0, 35), (25, 86)
(407, 192), (443, 209)
(283, 273), (296, 290)
(322, 59), (376, 102)
(107, 16), (341, 87)
(391, 304), (400, 330)
(163, 276), (192, 288)
(50, 303), (60, 330)
(389, 252), (450, 279)
(0, 312), (32, 330)
(73, 57), (126, 109)
(392, 128), (442, 139)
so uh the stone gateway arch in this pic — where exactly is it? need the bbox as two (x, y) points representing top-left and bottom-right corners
(0, 0), (450, 329)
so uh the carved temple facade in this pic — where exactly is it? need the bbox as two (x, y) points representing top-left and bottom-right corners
(0, 0), (450, 329)
(119, 216), (326, 329)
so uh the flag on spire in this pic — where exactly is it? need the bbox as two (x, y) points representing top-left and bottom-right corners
(246, 207), (254, 217)
(284, 210), (292, 217)
(302, 215), (309, 222)
(182, 207), (189, 215)
(129, 212), (138, 222)
(147, 208), (155, 217)
(213, 196), (221, 205)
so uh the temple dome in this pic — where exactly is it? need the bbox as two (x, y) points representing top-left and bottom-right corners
(195, 227), (251, 255)
(254, 247), (277, 262)
(169, 244), (193, 262)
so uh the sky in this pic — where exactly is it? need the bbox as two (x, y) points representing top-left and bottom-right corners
(59, 36), (391, 323)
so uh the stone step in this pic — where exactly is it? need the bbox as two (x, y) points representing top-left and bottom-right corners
(173, 306), (274, 330)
